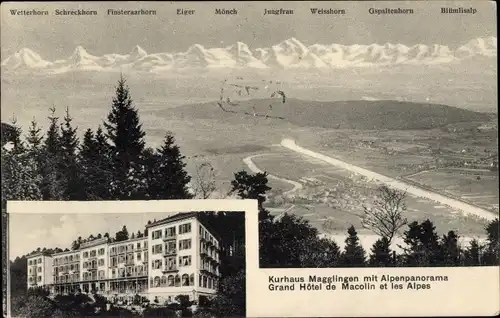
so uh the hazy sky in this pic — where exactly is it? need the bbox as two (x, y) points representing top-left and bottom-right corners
(9, 212), (177, 259)
(1, 1), (497, 59)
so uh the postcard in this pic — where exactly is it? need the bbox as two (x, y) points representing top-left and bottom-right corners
(1, 1), (498, 317)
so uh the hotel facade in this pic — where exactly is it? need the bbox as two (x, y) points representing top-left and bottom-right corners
(26, 213), (221, 303)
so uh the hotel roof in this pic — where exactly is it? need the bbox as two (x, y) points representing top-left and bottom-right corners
(145, 212), (199, 229)
(146, 212), (222, 242)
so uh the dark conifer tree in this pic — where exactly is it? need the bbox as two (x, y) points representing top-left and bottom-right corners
(401, 219), (441, 266)
(147, 133), (193, 200)
(1, 121), (42, 207)
(41, 108), (64, 200)
(340, 225), (366, 267)
(369, 236), (394, 267)
(438, 231), (461, 266)
(483, 218), (499, 265)
(463, 239), (483, 266)
(79, 127), (112, 199)
(59, 108), (82, 200)
(103, 76), (146, 199)
(25, 119), (43, 153)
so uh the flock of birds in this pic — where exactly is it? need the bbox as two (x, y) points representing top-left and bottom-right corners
(216, 76), (287, 118)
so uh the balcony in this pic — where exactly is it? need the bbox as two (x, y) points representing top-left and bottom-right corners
(125, 260), (135, 266)
(163, 249), (177, 256)
(200, 268), (217, 277)
(87, 267), (98, 272)
(162, 235), (176, 241)
(161, 266), (178, 274)
(200, 250), (209, 257)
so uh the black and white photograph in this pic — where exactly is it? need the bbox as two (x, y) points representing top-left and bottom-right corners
(6, 201), (250, 318)
(1, 1), (499, 317)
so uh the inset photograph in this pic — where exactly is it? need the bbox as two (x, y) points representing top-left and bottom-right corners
(8, 208), (246, 317)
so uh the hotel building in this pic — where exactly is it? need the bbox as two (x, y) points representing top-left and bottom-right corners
(27, 213), (221, 303)
(26, 253), (53, 289)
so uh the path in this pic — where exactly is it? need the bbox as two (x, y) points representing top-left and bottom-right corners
(243, 154), (303, 196)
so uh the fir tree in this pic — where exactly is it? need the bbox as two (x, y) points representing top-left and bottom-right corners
(79, 127), (112, 199)
(1, 122), (42, 207)
(104, 76), (146, 199)
(483, 218), (499, 265)
(147, 133), (193, 200)
(463, 239), (484, 266)
(41, 107), (64, 200)
(369, 236), (394, 267)
(340, 225), (366, 267)
(25, 119), (43, 151)
(401, 220), (441, 266)
(59, 108), (82, 200)
(438, 231), (461, 266)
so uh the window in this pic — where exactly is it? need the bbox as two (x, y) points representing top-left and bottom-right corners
(190, 274), (195, 286)
(165, 257), (176, 270)
(208, 277), (212, 289)
(90, 250), (96, 257)
(152, 230), (162, 240)
(38, 276), (42, 282)
(165, 226), (176, 237)
(199, 275), (203, 287)
(70, 264), (74, 271)
(29, 260), (32, 265)
(165, 241), (176, 254)
(137, 252), (141, 261)
(127, 244), (134, 251)
(137, 242), (141, 249)
(161, 276), (167, 287)
(182, 274), (189, 286)
(175, 274), (181, 287)
(179, 256), (192, 267)
(179, 239), (191, 250)
(154, 276), (160, 287)
(144, 241), (148, 249)
(119, 246), (125, 254)
(179, 223), (191, 234)
(199, 225), (203, 235)
(112, 269), (116, 278)
(118, 255), (125, 264)
(83, 252), (88, 258)
(110, 257), (117, 267)
(37, 266), (42, 272)
(75, 264), (79, 271)
(144, 251), (149, 263)
(153, 259), (162, 270)
(98, 248), (105, 256)
(168, 275), (175, 286)
(98, 270), (105, 279)
(203, 276), (208, 288)
(152, 244), (163, 254)
(83, 262), (88, 269)
(98, 258), (105, 266)
(38, 258), (42, 264)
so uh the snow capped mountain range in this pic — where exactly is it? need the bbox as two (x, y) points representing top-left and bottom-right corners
(2, 37), (496, 74)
